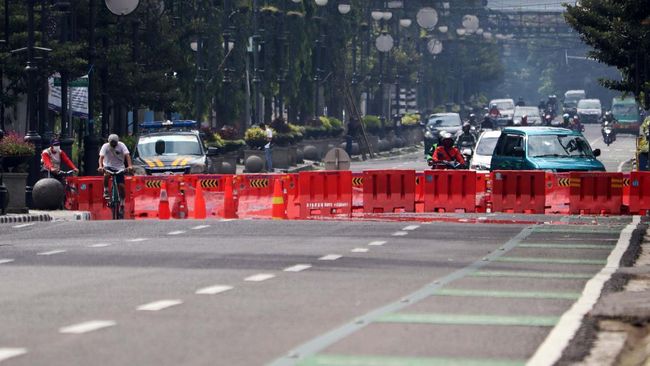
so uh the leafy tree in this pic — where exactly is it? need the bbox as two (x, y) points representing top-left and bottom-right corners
(565, 0), (650, 107)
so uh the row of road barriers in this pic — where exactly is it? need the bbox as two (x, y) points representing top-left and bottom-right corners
(65, 170), (650, 220)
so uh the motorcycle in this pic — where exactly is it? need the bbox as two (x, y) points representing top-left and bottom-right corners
(569, 122), (585, 133)
(458, 140), (475, 167)
(543, 113), (554, 126)
(602, 124), (616, 146)
(427, 159), (467, 170)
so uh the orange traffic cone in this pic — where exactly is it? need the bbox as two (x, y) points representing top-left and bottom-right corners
(194, 180), (207, 219)
(172, 180), (189, 219)
(158, 180), (170, 220)
(223, 176), (238, 219)
(272, 177), (287, 220)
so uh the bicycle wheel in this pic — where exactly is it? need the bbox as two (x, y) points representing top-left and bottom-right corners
(111, 178), (121, 220)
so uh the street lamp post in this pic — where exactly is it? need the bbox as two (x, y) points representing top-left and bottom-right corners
(24, 0), (42, 203)
(313, 0), (329, 118)
(191, 37), (205, 124)
(57, 0), (74, 159)
(374, 10), (394, 132)
(83, 0), (100, 176)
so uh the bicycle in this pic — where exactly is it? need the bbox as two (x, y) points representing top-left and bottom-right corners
(43, 169), (77, 209)
(104, 169), (126, 220)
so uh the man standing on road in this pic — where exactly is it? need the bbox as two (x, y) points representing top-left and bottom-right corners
(260, 123), (273, 172)
(98, 134), (133, 203)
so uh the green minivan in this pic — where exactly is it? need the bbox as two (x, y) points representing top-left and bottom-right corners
(490, 127), (605, 172)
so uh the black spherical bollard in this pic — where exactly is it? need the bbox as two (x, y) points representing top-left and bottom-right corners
(219, 161), (236, 174)
(303, 145), (320, 161)
(32, 178), (65, 210)
(245, 155), (264, 173)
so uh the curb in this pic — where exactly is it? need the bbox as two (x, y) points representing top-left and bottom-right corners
(0, 213), (52, 224)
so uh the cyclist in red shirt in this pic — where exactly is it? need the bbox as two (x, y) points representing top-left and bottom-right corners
(41, 139), (78, 182)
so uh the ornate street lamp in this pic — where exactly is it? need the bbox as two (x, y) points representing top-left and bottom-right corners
(313, 0), (328, 118)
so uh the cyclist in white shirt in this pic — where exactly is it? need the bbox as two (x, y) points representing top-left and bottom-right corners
(98, 134), (133, 201)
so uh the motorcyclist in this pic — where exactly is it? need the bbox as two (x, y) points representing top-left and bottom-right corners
(456, 122), (476, 147)
(562, 113), (571, 128)
(432, 133), (466, 167)
(488, 103), (501, 118)
(569, 115), (583, 132)
(601, 111), (617, 140)
(481, 114), (495, 130)
(41, 139), (78, 183)
(516, 97), (525, 107)
(467, 113), (477, 126)
(538, 99), (546, 111)
(520, 115), (528, 126)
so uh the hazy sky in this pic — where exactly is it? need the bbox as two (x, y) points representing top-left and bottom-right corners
(487, 0), (565, 11)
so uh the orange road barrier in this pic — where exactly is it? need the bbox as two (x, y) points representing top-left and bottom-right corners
(626, 172), (650, 214)
(363, 170), (416, 213)
(298, 171), (352, 218)
(158, 180), (171, 220)
(491, 170), (546, 214)
(424, 170), (477, 213)
(569, 172), (623, 215)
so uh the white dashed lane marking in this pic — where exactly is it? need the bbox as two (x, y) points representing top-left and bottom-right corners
(137, 300), (183, 311)
(37, 250), (66, 256)
(195, 285), (233, 295)
(392, 231), (408, 236)
(318, 254), (342, 261)
(402, 225), (420, 231)
(351, 248), (369, 253)
(88, 243), (111, 248)
(0, 348), (27, 362)
(167, 230), (186, 235)
(283, 264), (312, 272)
(192, 225), (210, 230)
(0, 259), (14, 265)
(59, 320), (116, 334)
(245, 274), (275, 282)
(12, 223), (34, 229)
(127, 238), (148, 242)
(368, 241), (387, 246)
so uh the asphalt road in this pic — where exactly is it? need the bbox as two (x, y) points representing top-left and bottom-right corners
(351, 124), (636, 172)
(0, 216), (634, 365)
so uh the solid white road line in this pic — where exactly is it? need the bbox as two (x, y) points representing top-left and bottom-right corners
(59, 320), (116, 334)
(88, 243), (111, 248)
(0, 348), (27, 362)
(318, 254), (342, 261)
(195, 285), (233, 295)
(402, 225), (420, 231)
(192, 225), (210, 230)
(244, 274), (275, 282)
(137, 300), (183, 311)
(392, 231), (408, 236)
(368, 241), (387, 246)
(167, 230), (186, 235)
(351, 248), (369, 253)
(0, 259), (14, 265)
(284, 264), (312, 272)
(127, 238), (147, 242)
(12, 223), (34, 229)
(37, 250), (66, 256)
(527, 216), (641, 366)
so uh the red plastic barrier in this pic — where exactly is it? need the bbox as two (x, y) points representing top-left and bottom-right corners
(475, 173), (488, 213)
(236, 174), (277, 218)
(363, 170), (416, 213)
(74, 176), (134, 220)
(352, 172), (364, 212)
(424, 170), (476, 213)
(569, 172), (623, 215)
(491, 171), (546, 214)
(298, 171), (352, 218)
(415, 172), (425, 213)
(545, 172), (570, 214)
(627, 172), (650, 214)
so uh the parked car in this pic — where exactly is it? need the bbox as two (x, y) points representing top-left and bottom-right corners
(576, 99), (602, 124)
(470, 130), (501, 172)
(423, 113), (463, 156)
(490, 127), (604, 172)
(513, 106), (542, 125)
